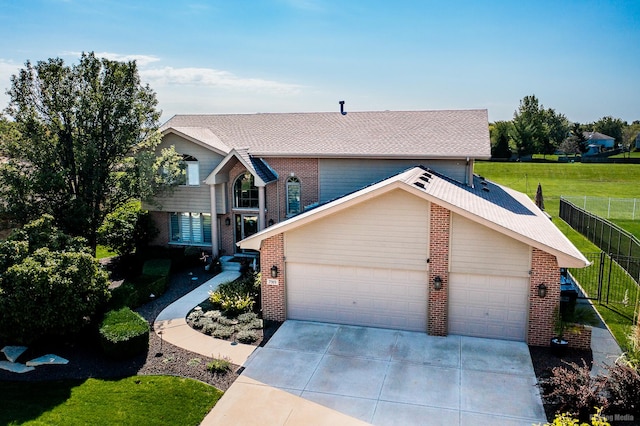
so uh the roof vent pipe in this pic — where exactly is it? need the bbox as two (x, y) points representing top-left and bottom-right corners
(339, 101), (347, 115)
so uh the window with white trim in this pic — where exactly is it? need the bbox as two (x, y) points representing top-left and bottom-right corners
(286, 176), (301, 216)
(169, 212), (212, 244)
(184, 155), (199, 186)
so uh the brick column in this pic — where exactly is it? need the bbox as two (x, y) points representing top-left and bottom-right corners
(528, 248), (561, 346)
(428, 204), (450, 336)
(260, 234), (286, 322)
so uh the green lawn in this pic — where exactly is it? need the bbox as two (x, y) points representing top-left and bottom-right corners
(0, 376), (223, 426)
(95, 244), (117, 259)
(475, 162), (640, 350)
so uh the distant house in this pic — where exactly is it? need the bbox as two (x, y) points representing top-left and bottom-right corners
(583, 131), (615, 156)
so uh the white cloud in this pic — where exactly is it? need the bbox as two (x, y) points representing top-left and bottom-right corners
(141, 66), (302, 95)
(62, 51), (161, 67)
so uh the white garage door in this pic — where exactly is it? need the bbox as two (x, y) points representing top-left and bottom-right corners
(287, 262), (428, 332)
(449, 273), (529, 341)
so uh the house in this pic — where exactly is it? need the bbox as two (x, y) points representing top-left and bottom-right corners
(583, 131), (615, 156)
(149, 108), (589, 346)
(150, 109), (487, 257)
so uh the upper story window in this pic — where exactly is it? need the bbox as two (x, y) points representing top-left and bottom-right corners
(234, 172), (259, 209)
(183, 155), (199, 186)
(286, 176), (301, 216)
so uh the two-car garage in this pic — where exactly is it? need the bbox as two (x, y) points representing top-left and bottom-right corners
(281, 189), (532, 341)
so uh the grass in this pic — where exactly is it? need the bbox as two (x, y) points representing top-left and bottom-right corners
(0, 376), (223, 426)
(95, 244), (117, 259)
(475, 161), (640, 350)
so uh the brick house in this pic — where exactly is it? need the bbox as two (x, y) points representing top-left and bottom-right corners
(148, 109), (589, 345)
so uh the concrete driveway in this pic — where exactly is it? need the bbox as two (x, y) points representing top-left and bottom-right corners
(205, 320), (547, 426)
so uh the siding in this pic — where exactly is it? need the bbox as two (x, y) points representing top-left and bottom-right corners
(318, 158), (467, 202)
(285, 189), (430, 271)
(148, 133), (226, 213)
(450, 213), (531, 277)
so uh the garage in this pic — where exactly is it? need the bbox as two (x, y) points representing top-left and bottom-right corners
(448, 273), (529, 340)
(448, 213), (532, 341)
(286, 262), (428, 331)
(283, 189), (430, 332)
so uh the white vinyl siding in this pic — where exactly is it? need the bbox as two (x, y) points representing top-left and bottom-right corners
(450, 213), (531, 277)
(146, 133), (226, 213)
(318, 158), (468, 202)
(285, 189), (430, 270)
(284, 189), (430, 332)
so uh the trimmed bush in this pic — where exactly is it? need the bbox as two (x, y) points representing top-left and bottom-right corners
(107, 259), (171, 310)
(212, 326), (235, 339)
(99, 308), (149, 360)
(236, 329), (259, 344)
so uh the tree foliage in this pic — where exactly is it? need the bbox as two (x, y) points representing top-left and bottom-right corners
(490, 121), (512, 159)
(0, 52), (182, 251)
(511, 95), (548, 157)
(97, 200), (158, 256)
(592, 116), (626, 146)
(0, 215), (110, 344)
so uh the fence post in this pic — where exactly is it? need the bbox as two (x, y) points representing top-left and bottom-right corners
(598, 251), (605, 302)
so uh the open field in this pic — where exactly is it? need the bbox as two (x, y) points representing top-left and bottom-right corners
(475, 162), (640, 349)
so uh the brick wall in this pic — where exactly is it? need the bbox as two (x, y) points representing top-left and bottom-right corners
(428, 203), (450, 336)
(260, 233), (286, 322)
(149, 211), (169, 246)
(262, 158), (319, 224)
(528, 248), (561, 346)
(567, 325), (592, 350)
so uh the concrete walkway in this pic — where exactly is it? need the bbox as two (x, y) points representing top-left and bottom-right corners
(576, 298), (623, 377)
(153, 270), (256, 365)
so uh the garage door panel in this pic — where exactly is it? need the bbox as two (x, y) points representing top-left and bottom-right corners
(287, 263), (427, 332)
(449, 273), (529, 341)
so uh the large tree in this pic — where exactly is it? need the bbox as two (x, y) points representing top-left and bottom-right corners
(592, 116), (626, 146)
(543, 108), (569, 156)
(511, 95), (547, 158)
(1, 53), (180, 251)
(490, 121), (512, 159)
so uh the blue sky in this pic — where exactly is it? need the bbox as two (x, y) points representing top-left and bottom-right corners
(1, 0), (639, 124)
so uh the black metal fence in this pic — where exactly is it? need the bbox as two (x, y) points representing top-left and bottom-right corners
(560, 197), (640, 281)
(569, 252), (639, 322)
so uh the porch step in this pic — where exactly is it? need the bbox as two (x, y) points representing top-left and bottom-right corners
(219, 256), (242, 272)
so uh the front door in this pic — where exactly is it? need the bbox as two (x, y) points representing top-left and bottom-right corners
(235, 214), (258, 249)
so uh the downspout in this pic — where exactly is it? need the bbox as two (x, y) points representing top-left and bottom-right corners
(209, 184), (219, 256)
(258, 186), (266, 231)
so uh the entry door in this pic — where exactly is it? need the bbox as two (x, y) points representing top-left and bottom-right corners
(235, 214), (258, 246)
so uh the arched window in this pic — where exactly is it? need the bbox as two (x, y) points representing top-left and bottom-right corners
(286, 176), (301, 216)
(234, 172), (259, 208)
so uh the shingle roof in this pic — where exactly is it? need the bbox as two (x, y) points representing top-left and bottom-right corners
(583, 131), (614, 141)
(239, 166), (588, 268)
(161, 110), (490, 159)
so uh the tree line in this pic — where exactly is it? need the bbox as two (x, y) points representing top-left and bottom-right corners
(490, 95), (640, 159)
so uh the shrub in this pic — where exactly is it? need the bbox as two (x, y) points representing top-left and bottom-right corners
(604, 362), (640, 416)
(97, 201), (158, 256)
(207, 355), (231, 374)
(209, 291), (254, 317)
(542, 360), (608, 421)
(204, 310), (222, 320)
(237, 312), (258, 324)
(212, 326), (235, 339)
(245, 319), (264, 330)
(202, 322), (217, 335)
(0, 245), (110, 344)
(236, 329), (259, 344)
(99, 308), (149, 359)
(541, 407), (610, 426)
(107, 259), (171, 310)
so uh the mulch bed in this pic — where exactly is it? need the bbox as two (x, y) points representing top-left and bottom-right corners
(0, 258), (598, 422)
